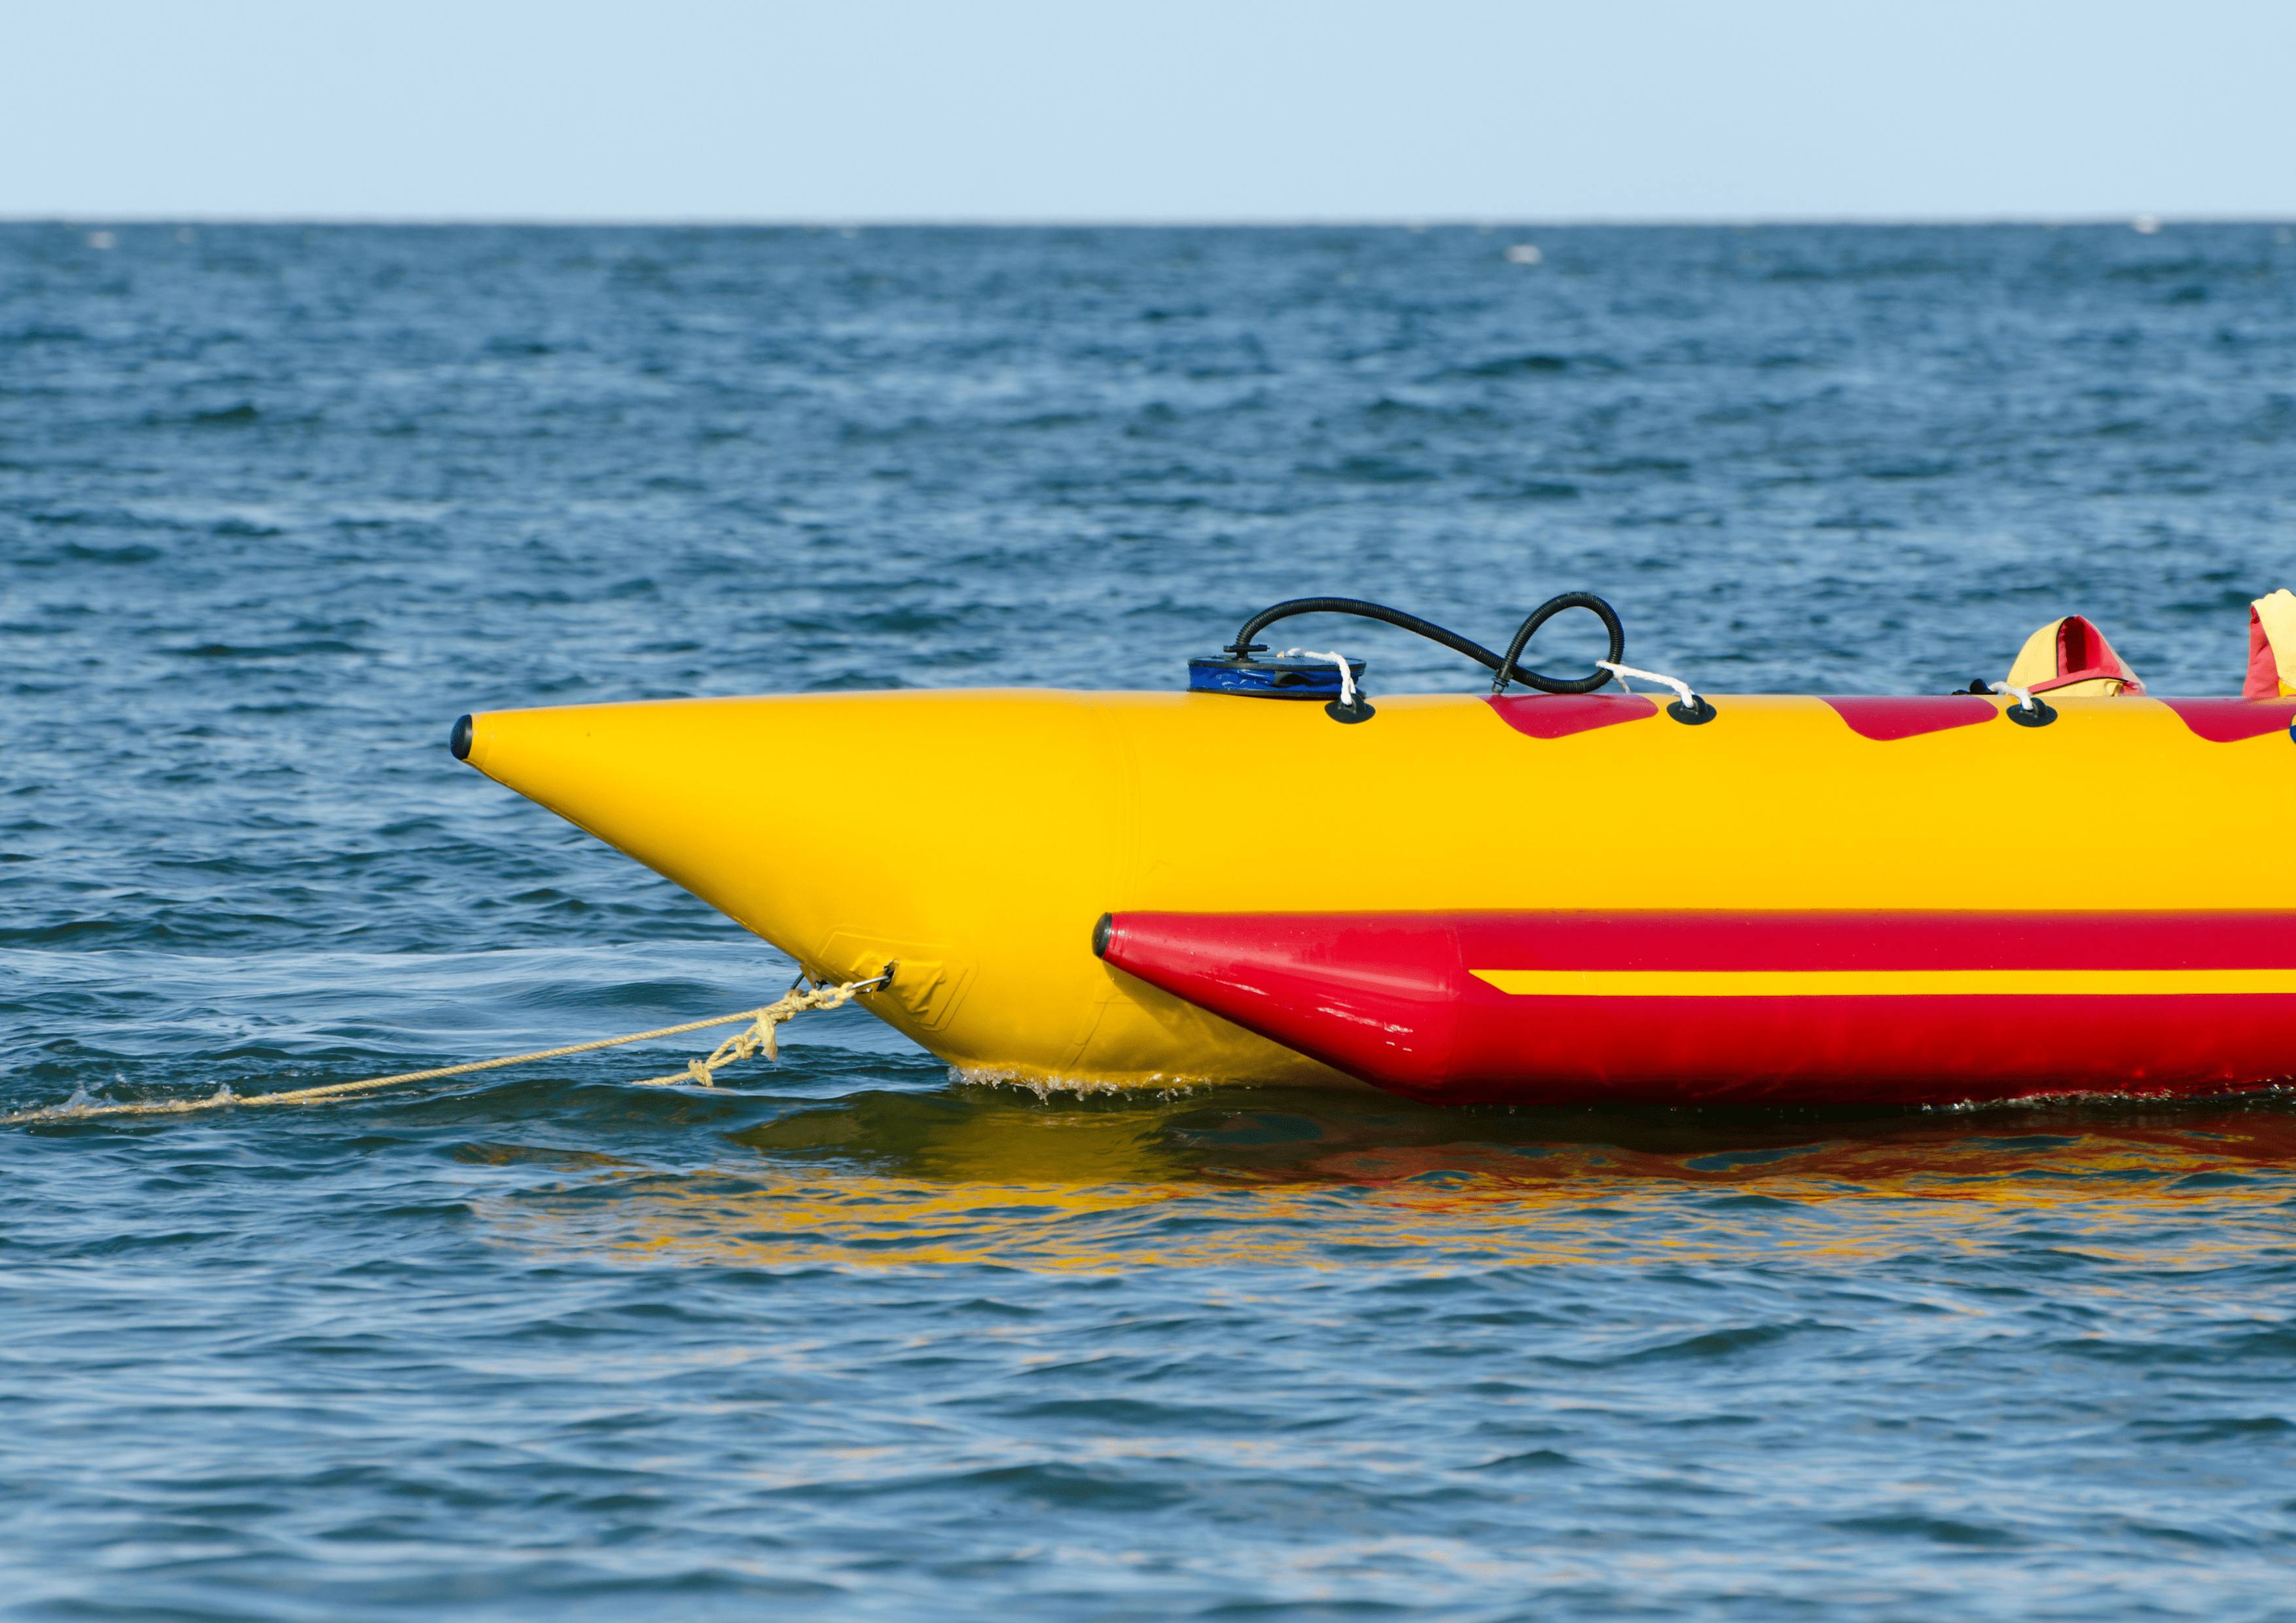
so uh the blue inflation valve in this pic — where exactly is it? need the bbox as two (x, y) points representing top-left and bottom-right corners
(1189, 654), (1367, 700)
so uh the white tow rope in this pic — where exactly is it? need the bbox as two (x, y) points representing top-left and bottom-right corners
(1990, 681), (2043, 714)
(4, 972), (893, 1126)
(1277, 647), (1358, 708)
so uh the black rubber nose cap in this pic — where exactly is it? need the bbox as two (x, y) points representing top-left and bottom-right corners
(450, 715), (474, 760)
(1091, 913), (1114, 958)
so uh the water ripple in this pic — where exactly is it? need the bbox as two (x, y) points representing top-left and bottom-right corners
(8, 221), (2296, 1620)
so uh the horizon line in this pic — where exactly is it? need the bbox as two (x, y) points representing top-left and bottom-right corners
(7, 212), (2292, 230)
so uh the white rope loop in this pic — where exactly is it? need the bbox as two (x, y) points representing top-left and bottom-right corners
(1276, 647), (1358, 707)
(4, 974), (886, 1126)
(1990, 681), (2042, 714)
(1596, 660), (1699, 711)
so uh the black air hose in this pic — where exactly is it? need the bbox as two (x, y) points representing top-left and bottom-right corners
(1225, 593), (1624, 695)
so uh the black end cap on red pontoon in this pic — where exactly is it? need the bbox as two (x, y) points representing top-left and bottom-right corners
(450, 714), (474, 761)
(1091, 913), (1114, 958)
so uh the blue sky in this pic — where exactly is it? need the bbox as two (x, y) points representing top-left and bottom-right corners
(7, 0), (2289, 221)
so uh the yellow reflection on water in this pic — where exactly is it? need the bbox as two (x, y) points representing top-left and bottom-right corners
(478, 1088), (2296, 1274)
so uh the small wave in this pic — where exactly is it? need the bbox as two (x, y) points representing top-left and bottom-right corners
(168, 640), (366, 658)
(53, 540), (164, 563)
(1448, 353), (1572, 378)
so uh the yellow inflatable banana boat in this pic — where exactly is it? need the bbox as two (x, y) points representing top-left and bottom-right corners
(451, 594), (2296, 1109)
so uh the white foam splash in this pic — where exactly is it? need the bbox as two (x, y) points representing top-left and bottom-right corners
(947, 1063), (1213, 1105)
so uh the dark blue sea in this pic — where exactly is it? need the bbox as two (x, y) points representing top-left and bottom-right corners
(7, 222), (2296, 1620)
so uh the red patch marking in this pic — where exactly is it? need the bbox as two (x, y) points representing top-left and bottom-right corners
(1823, 696), (1997, 741)
(1486, 693), (1658, 738)
(2157, 698), (2296, 743)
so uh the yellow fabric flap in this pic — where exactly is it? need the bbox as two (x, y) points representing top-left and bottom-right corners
(2004, 619), (2067, 690)
(2255, 589), (2296, 697)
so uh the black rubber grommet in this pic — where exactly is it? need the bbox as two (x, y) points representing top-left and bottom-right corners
(1091, 914), (1114, 958)
(449, 714), (474, 760)
(1667, 696), (1717, 725)
(1325, 698), (1376, 724)
(2007, 698), (2058, 728)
